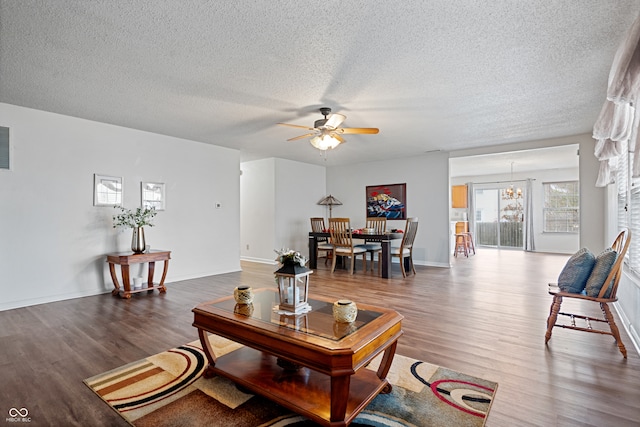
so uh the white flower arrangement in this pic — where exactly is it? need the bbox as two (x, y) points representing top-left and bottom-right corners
(112, 206), (157, 229)
(274, 248), (308, 267)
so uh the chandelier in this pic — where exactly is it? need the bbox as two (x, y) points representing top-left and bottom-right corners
(501, 162), (522, 200)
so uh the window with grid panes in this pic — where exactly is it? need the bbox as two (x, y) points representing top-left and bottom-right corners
(543, 181), (580, 232)
(622, 140), (640, 271)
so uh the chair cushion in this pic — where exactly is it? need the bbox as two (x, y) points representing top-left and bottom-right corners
(334, 247), (367, 255)
(390, 247), (411, 256)
(360, 243), (382, 251)
(557, 248), (596, 293)
(318, 243), (333, 250)
(585, 248), (618, 298)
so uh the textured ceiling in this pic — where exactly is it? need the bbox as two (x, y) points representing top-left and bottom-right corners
(1, 1), (639, 171)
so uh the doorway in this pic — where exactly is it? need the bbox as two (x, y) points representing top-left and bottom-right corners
(474, 186), (524, 249)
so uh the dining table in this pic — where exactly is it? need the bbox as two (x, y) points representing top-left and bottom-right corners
(309, 231), (404, 278)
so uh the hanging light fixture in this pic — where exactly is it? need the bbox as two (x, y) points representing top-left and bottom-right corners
(309, 132), (341, 150)
(502, 162), (523, 200)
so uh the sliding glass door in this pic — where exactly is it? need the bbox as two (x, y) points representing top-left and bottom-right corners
(474, 187), (524, 249)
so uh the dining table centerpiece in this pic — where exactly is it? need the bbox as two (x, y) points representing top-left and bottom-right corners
(274, 248), (312, 314)
(113, 206), (157, 254)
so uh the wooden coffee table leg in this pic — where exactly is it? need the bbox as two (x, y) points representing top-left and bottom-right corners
(198, 329), (218, 378)
(376, 340), (398, 394)
(330, 374), (350, 423)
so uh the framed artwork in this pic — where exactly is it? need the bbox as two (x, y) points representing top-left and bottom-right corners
(94, 174), (122, 207)
(366, 183), (406, 219)
(141, 182), (165, 210)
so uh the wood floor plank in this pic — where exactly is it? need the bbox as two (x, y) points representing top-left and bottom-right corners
(0, 248), (638, 426)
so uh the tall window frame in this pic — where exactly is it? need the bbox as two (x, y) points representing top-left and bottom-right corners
(617, 139), (640, 272)
(542, 181), (580, 233)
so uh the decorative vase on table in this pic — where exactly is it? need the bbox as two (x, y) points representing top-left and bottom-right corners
(131, 227), (146, 254)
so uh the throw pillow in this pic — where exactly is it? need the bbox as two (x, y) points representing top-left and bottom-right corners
(585, 248), (618, 298)
(557, 248), (596, 293)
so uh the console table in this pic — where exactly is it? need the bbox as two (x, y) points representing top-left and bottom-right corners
(106, 250), (171, 299)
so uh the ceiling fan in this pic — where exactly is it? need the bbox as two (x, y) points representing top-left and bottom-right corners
(277, 107), (379, 151)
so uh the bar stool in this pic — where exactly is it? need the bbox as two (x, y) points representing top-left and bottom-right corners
(464, 232), (476, 255)
(454, 233), (468, 257)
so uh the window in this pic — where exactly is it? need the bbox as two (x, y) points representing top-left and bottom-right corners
(543, 181), (579, 232)
(619, 140), (640, 271)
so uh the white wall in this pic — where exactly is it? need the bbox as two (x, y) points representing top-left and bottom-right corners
(0, 103), (241, 311)
(240, 159), (276, 263)
(327, 151), (451, 267)
(240, 158), (326, 263)
(452, 168), (580, 254)
(274, 158), (326, 258)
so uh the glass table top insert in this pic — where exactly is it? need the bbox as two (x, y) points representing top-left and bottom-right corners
(210, 289), (383, 341)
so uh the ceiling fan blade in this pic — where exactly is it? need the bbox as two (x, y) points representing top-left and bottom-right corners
(337, 127), (379, 135)
(287, 132), (317, 141)
(278, 123), (316, 131)
(324, 113), (346, 129)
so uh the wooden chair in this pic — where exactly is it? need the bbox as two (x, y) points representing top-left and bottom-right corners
(329, 218), (367, 274)
(361, 217), (387, 271)
(310, 217), (333, 265)
(378, 217), (419, 277)
(545, 229), (631, 357)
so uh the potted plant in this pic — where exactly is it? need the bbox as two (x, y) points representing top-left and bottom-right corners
(113, 206), (157, 253)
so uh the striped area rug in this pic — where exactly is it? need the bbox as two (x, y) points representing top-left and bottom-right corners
(85, 335), (497, 426)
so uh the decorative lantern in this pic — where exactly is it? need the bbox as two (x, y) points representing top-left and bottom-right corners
(274, 262), (312, 314)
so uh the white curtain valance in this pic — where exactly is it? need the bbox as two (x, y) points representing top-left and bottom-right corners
(607, 12), (640, 104)
(595, 13), (640, 187)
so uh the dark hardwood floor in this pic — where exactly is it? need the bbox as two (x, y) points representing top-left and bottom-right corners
(1, 249), (639, 426)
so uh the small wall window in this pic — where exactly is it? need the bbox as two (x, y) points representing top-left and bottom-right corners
(543, 181), (579, 233)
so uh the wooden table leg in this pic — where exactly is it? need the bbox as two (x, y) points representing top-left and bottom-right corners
(330, 374), (350, 423)
(381, 240), (392, 279)
(309, 236), (318, 269)
(376, 339), (398, 394)
(120, 265), (132, 299)
(147, 261), (156, 292)
(108, 262), (120, 296)
(197, 329), (218, 378)
(158, 260), (169, 293)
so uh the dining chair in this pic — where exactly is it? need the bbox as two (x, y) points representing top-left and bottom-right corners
(328, 218), (367, 274)
(360, 217), (387, 271)
(545, 228), (631, 357)
(310, 217), (333, 265)
(378, 217), (419, 278)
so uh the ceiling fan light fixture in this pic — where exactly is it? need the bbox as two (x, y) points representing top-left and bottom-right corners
(279, 107), (377, 151)
(310, 134), (341, 150)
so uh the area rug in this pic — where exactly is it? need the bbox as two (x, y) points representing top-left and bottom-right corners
(84, 335), (498, 426)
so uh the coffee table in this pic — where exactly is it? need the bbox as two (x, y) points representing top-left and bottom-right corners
(192, 288), (403, 427)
